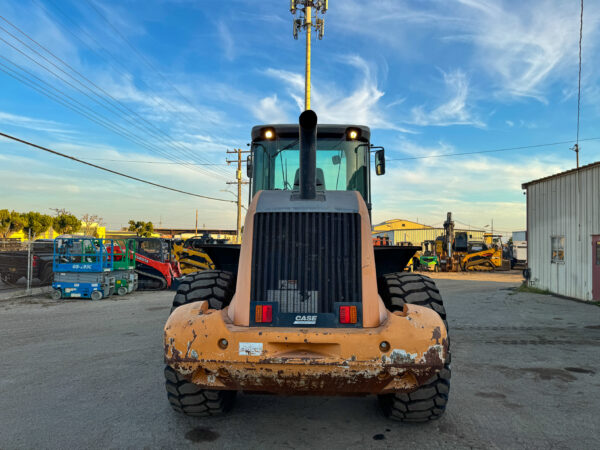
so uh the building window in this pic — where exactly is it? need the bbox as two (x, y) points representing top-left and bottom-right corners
(596, 241), (600, 265)
(551, 236), (565, 263)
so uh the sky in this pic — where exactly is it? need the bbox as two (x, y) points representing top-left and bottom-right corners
(0, 0), (599, 233)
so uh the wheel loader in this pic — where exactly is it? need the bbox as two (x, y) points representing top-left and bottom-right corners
(163, 111), (451, 422)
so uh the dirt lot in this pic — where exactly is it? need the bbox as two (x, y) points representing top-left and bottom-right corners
(1, 274), (599, 449)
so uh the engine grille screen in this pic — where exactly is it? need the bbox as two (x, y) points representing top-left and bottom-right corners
(251, 212), (362, 314)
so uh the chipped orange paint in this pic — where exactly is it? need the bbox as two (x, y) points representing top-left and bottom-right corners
(164, 301), (448, 395)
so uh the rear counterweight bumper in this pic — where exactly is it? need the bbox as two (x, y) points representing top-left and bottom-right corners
(164, 302), (448, 395)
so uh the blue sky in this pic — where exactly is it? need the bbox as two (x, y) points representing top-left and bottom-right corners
(0, 0), (599, 232)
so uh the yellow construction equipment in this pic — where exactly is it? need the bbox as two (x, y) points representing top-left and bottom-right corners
(172, 236), (215, 275)
(461, 236), (510, 271)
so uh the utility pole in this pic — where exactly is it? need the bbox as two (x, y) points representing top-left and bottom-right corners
(195, 209), (198, 236)
(291, 0), (327, 111)
(226, 148), (250, 244)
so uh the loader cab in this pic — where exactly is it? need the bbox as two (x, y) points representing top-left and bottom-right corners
(248, 124), (380, 213)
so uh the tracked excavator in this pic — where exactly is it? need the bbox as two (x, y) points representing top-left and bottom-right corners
(162, 0), (450, 422)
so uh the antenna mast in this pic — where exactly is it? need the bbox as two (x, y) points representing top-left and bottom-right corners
(291, 0), (327, 111)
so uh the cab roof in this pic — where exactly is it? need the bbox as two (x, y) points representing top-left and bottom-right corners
(251, 124), (371, 141)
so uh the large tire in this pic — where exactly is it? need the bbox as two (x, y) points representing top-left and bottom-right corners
(40, 264), (53, 285)
(166, 270), (237, 417)
(165, 366), (236, 417)
(377, 273), (451, 422)
(171, 270), (235, 312)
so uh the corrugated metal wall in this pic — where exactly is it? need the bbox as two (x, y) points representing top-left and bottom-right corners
(527, 164), (600, 300)
(373, 228), (485, 246)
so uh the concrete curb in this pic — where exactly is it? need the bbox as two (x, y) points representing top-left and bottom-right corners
(0, 286), (51, 301)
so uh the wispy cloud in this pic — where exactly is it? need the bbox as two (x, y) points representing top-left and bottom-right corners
(216, 20), (235, 61)
(409, 69), (484, 127)
(453, 0), (598, 101)
(372, 139), (572, 231)
(0, 111), (74, 134)
(251, 94), (288, 123)
(263, 56), (413, 131)
(335, 0), (600, 102)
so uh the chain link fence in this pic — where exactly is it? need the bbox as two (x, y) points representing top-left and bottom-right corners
(0, 238), (54, 298)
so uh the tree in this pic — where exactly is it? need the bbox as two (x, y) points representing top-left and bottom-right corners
(128, 220), (154, 237)
(53, 214), (82, 235)
(21, 211), (53, 238)
(80, 214), (105, 237)
(0, 210), (25, 238)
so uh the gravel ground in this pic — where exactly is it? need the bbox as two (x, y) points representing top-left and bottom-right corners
(1, 276), (599, 449)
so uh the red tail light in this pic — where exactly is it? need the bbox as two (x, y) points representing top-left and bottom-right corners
(32, 255), (39, 267)
(339, 306), (357, 324)
(255, 305), (272, 323)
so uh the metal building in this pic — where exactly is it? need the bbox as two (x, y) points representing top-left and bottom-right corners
(372, 227), (485, 247)
(522, 162), (600, 301)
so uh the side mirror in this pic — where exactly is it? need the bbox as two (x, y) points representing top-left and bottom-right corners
(246, 154), (253, 178)
(374, 149), (385, 175)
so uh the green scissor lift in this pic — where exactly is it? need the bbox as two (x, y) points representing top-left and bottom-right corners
(109, 239), (138, 295)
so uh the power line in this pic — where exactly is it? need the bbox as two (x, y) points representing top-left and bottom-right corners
(574, 0), (584, 168)
(84, 158), (228, 165)
(84, 0), (209, 121)
(0, 131), (236, 204)
(386, 137), (600, 161)
(0, 15), (231, 180)
(0, 49), (228, 182)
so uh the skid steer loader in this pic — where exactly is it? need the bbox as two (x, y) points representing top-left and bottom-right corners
(163, 111), (451, 422)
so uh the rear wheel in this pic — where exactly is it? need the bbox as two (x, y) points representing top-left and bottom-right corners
(117, 286), (127, 296)
(377, 273), (451, 422)
(91, 290), (102, 301)
(40, 264), (53, 285)
(166, 270), (237, 417)
(51, 289), (62, 300)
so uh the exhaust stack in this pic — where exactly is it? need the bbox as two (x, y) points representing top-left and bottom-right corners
(299, 109), (317, 199)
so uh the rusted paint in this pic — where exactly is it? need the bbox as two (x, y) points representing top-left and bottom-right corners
(431, 326), (441, 344)
(164, 302), (447, 395)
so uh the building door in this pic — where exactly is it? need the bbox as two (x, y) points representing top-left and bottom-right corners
(593, 235), (600, 301)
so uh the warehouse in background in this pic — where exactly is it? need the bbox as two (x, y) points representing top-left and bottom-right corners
(523, 162), (600, 301)
(372, 218), (485, 246)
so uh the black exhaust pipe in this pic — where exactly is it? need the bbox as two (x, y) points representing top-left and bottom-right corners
(299, 110), (317, 200)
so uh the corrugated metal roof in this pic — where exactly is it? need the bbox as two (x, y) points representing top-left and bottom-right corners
(521, 161), (600, 189)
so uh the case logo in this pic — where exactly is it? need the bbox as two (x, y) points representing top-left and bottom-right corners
(294, 315), (317, 325)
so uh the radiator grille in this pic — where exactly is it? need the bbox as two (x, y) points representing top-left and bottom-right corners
(251, 212), (362, 314)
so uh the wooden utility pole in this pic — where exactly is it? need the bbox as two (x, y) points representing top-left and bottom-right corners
(226, 149), (249, 243)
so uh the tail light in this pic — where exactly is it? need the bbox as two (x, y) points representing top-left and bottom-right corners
(255, 305), (272, 323)
(339, 306), (357, 324)
(32, 255), (39, 268)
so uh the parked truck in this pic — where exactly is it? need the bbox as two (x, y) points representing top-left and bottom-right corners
(0, 240), (54, 287)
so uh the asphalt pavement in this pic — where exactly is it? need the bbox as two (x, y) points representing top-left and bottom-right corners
(1, 276), (599, 449)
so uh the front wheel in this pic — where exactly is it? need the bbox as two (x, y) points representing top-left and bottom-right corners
(51, 289), (62, 300)
(165, 270), (237, 417)
(117, 286), (127, 296)
(91, 290), (103, 301)
(377, 273), (451, 422)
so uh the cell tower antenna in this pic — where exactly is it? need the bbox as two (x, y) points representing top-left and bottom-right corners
(290, 1), (327, 111)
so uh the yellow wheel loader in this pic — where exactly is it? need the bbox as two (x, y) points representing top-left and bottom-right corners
(163, 111), (450, 422)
